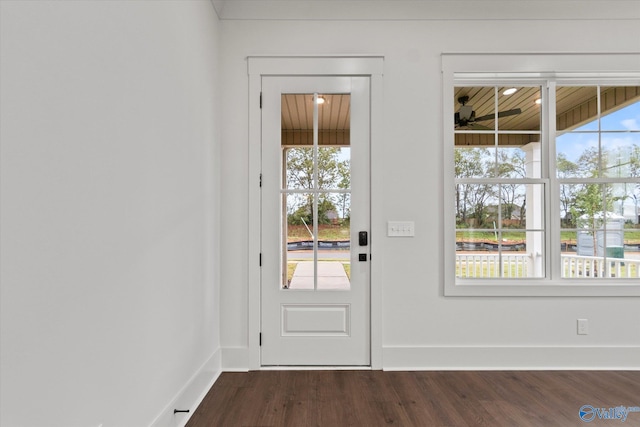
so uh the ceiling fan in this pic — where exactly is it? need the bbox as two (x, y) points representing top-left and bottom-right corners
(454, 95), (521, 129)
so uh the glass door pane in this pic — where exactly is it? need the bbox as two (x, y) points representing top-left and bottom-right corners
(282, 93), (351, 290)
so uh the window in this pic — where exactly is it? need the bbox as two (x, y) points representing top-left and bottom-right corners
(556, 86), (640, 282)
(442, 54), (640, 296)
(454, 85), (546, 281)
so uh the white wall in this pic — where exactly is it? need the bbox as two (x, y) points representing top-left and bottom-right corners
(0, 1), (221, 426)
(219, 12), (640, 368)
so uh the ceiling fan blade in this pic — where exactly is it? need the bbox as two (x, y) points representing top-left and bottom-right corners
(455, 123), (492, 131)
(474, 108), (522, 122)
(468, 123), (492, 131)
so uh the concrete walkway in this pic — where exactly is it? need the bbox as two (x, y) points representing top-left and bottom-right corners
(289, 261), (350, 290)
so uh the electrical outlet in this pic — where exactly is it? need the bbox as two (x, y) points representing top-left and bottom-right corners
(577, 319), (589, 335)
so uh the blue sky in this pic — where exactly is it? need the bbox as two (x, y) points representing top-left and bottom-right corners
(556, 101), (640, 164)
(555, 101), (640, 221)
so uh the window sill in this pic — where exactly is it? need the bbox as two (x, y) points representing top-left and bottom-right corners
(445, 280), (640, 297)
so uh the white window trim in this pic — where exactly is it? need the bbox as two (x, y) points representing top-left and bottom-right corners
(442, 53), (640, 296)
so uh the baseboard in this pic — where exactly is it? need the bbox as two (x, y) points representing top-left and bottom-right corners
(222, 346), (250, 371)
(149, 348), (222, 427)
(382, 346), (640, 370)
(213, 345), (640, 372)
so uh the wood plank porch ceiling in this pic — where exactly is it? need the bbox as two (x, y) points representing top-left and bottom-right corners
(281, 94), (350, 147)
(279, 88), (640, 147)
(455, 85), (640, 146)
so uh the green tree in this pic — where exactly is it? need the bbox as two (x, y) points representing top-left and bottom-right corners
(285, 147), (349, 225)
(455, 147), (492, 226)
(572, 148), (615, 256)
(495, 149), (526, 224)
(286, 147), (345, 189)
(628, 144), (640, 224)
(557, 152), (581, 227)
(335, 159), (351, 223)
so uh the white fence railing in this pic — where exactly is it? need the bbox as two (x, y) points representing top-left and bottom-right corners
(561, 254), (639, 278)
(455, 253), (530, 278)
(455, 253), (639, 278)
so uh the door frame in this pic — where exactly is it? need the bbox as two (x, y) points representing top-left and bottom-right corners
(248, 56), (384, 370)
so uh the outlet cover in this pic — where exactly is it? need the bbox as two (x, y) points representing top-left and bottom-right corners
(577, 319), (589, 335)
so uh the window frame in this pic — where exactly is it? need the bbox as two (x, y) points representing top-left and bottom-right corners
(442, 53), (640, 296)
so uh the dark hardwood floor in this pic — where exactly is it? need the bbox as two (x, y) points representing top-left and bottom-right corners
(186, 370), (640, 426)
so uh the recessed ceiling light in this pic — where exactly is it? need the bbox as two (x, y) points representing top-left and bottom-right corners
(316, 96), (325, 105)
(503, 88), (517, 96)
(535, 98), (542, 105)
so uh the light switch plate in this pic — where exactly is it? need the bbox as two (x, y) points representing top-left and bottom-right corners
(388, 221), (415, 237)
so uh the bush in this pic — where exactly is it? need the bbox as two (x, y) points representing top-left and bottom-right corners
(287, 199), (338, 226)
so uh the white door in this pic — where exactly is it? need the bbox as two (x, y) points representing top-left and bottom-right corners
(261, 76), (370, 366)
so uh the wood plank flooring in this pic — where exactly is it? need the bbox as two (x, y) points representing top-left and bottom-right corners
(185, 370), (640, 427)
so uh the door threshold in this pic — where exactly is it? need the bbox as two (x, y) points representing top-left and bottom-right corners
(260, 365), (372, 371)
